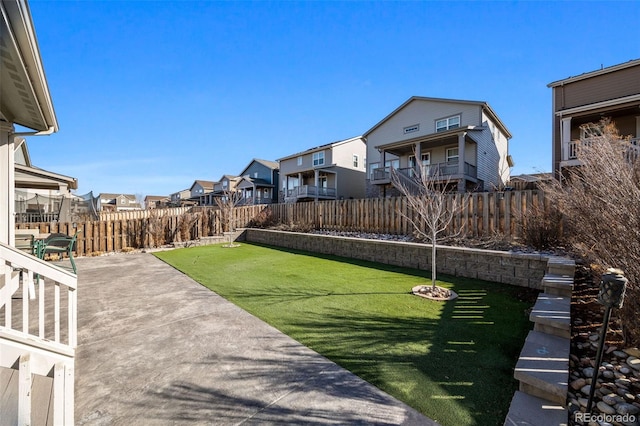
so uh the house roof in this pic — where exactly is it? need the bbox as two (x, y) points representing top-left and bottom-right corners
(237, 177), (274, 189)
(0, 0), (58, 132)
(144, 195), (169, 202)
(189, 180), (216, 192)
(238, 158), (279, 177)
(15, 164), (78, 190)
(362, 96), (512, 140)
(277, 135), (363, 162)
(99, 193), (137, 201)
(510, 173), (553, 183)
(547, 58), (640, 88)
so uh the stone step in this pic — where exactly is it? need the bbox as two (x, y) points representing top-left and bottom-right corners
(514, 330), (569, 406)
(546, 257), (575, 277)
(542, 274), (574, 298)
(503, 391), (568, 426)
(530, 293), (571, 339)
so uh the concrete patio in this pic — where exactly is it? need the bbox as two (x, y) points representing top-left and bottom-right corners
(74, 252), (437, 425)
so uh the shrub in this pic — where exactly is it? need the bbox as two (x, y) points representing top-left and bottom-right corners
(544, 119), (640, 345)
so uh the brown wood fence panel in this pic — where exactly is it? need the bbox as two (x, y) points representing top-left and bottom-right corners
(16, 191), (544, 257)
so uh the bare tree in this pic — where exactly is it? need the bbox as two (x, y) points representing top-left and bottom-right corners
(391, 151), (470, 294)
(214, 186), (243, 247)
(543, 119), (640, 345)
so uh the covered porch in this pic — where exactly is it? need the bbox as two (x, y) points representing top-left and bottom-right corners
(370, 128), (480, 193)
(283, 168), (338, 202)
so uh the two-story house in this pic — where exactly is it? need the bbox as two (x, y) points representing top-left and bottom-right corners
(98, 193), (142, 212)
(144, 195), (169, 209)
(189, 180), (215, 206)
(364, 96), (512, 196)
(548, 58), (640, 178)
(278, 136), (366, 202)
(236, 159), (279, 204)
(169, 188), (194, 207)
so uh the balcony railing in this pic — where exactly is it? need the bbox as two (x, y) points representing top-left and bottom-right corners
(372, 161), (477, 182)
(286, 185), (337, 199)
(565, 137), (640, 161)
(15, 212), (59, 223)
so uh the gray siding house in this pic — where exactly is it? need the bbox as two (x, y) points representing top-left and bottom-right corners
(278, 136), (366, 202)
(364, 96), (512, 196)
(236, 159), (279, 204)
(548, 58), (640, 178)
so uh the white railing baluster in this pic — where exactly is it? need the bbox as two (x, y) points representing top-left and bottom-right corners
(55, 282), (60, 343)
(39, 276), (45, 338)
(22, 271), (29, 334)
(69, 288), (77, 347)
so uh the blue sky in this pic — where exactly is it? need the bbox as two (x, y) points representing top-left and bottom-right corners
(25, 0), (640, 197)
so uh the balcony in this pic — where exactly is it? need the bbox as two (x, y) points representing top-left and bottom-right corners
(371, 161), (477, 184)
(285, 185), (337, 201)
(562, 137), (640, 164)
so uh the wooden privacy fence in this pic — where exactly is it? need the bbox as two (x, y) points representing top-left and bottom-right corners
(268, 190), (548, 238)
(16, 190), (547, 257)
(16, 205), (268, 257)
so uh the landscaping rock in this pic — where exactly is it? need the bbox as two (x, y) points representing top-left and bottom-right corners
(597, 401), (617, 414)
(571, 378), (587, 390)
(628, 356), (640, 371)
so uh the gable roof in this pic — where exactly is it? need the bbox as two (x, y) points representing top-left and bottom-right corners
(238, 159), (279, 177)
(189, 180), (215, 192)
(99, 193), (137, 200)
(15, 164), (78, 190)
(277, 135), (363, 162)
(363, 96), (512, 139)
(547, 58), (640, 87)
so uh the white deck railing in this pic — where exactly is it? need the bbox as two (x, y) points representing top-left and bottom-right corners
(0, 241), (77, 424)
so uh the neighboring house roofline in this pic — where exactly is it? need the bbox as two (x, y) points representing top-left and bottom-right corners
(1, 0), (58, 131)
(363, 96), (512, 140)
(547, 58), (640, 88)
(238, 159), (279, 177)
(189, 180), (215, 192)
(14, 138), (32, 166)
(277, 135), (363, 162)
(15, 164), (78, 190)
(553, 93), (640, 116)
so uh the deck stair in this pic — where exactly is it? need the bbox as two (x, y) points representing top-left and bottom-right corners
(0, 242), (77, 425)
(504, 256), (574, 425)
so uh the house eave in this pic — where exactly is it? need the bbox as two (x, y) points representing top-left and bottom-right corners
(0, 0), (58, 132)
(553, 94), (640, 117)
(547, 58), (640, 88)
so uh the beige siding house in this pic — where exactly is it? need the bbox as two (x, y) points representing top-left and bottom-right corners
(548, 58), (640, 177)
(364, 96), (512, 196)
(278, 136), (366, 202)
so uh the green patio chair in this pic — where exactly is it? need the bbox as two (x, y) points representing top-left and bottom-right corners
(36, 231), (80, 274)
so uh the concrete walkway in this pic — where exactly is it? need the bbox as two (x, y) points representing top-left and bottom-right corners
(74, 253), (438, 425)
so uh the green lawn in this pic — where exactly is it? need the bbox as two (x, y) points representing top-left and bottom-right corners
(155, 243), (534, 426)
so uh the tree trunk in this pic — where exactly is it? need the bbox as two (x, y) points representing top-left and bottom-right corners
(431, 230), (437, 289)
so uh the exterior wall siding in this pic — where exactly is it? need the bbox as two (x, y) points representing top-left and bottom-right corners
(555, 66), (640, 110)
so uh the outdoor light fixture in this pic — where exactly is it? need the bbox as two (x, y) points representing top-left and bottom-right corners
(586, 268), (628, 412)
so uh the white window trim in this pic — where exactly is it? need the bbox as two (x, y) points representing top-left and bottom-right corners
(353, 154), (359, 168)
(403, 124), (420, 134)
(436, 115), (461, 132)
(313, 151), (325, 166)
(297, 156), (303, 166)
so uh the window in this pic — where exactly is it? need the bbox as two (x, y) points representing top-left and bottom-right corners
(436, 115), (461, 132)
(318, 175), (327, 188)
(353, 154), (359, 168)
(403, 124), (419, 134)
(297, 156), (302, 166)
(313, 151), (325, 166)
(254, 172), (258, 178)
(446, 147), (459, 163)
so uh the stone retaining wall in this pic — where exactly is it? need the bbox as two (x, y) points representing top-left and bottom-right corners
(242, 229), (548, 289)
